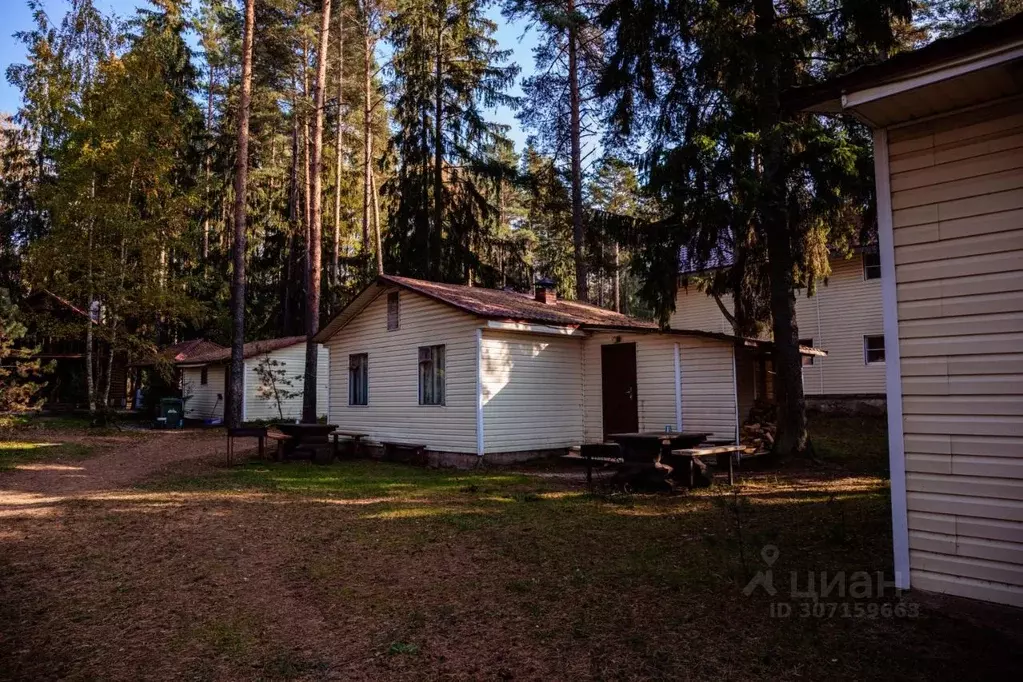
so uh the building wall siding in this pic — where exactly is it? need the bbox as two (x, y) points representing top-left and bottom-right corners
(182, 365), (225, 420)
(481, 330), (585, 452)
(671, 256), (885, 396)
(887, 99), (1023, 607)
(244, 344), (329, 421)
(679, 339), (738, 442)
(581, 333), (737, 442)
(325, 288), (480, 453)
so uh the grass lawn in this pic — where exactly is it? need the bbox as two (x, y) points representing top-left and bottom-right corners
(1, 416), (1021, 680)
(0, 440), (93, 472)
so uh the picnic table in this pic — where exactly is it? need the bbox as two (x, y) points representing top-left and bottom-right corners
(275, 423), (338, 463)
(607, 431), (710, 462)
(331, 430), (369, 458)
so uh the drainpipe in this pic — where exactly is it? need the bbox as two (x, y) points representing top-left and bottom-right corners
(731, 347), (739, 444)
(476, 328), (484, 457)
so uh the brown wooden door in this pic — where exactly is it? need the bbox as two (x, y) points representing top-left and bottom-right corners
(601, 343), (639, 440)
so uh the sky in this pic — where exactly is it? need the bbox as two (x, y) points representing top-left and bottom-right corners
(0, 0), (538, 151)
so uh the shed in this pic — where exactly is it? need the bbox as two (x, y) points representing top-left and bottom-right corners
(177, 336), (329, 422)
(792, 13), (1023, 607)
(313, 275), (823, 467)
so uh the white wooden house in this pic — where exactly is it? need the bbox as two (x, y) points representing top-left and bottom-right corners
(794, 13), (1023, 607)
(672, 252), (886, 405)
(313, 275), (822, 467)
(177, 336), (329, 422)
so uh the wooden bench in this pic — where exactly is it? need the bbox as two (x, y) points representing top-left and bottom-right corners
(564, 443), (622, 483)
(331, 431), (369, 459)
(226, 427), (293, 463)
(380, 441), (427, 466)
(266, 430), (293, 461)
(671, 444), (747, 485)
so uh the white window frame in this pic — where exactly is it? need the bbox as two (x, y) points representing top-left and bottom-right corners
(348, 353), (368, 406)
(863, 251), (882, 280)
(864, 335), (886, 365)
(418, 344), (446, 406)
(387, 292), (400, 331)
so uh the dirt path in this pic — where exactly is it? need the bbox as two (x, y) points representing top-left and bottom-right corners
(0, 429), (233, 499)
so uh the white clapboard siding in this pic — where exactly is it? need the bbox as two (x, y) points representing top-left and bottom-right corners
(679, 339), (738, 442)
(888, 98), (1023, 607)
(671, 256), (885, 396)
(245, 343), (329, 421)
(581, 333), (737, 442)
(182, 366), (225, 419)
(481, 330), (585, 452)
(325, 288), (479, 453)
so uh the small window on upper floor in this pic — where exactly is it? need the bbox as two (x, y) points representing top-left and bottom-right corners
(800, 339), (814, 367)
(200, 367), (208, 385)
(387, 292), (400, 331)
(863, 251), (882, 280)
(864, 335), (886, 365)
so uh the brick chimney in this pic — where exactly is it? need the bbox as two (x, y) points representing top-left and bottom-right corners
(534, 277), (557, 305)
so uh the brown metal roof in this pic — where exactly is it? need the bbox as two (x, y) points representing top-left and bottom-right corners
(381, 275), (659, 329)
(314, 275), (827, 356)
(133, 339), (227, 367)
(786, 12), (1023, 113)
(177, 336), (306, 366)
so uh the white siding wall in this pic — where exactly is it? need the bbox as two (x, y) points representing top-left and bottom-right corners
(581, 333), (737, 442)
(582, 333), (678, 441)
(481, 330), (585, 452)
(671, 256), (885, 395)
(886, 99), (1023, 607)
(181, 365), (225, 419)
(679, 339), (738, 442)
(245, 344), (329, 421)
(325, 288), (480, 453)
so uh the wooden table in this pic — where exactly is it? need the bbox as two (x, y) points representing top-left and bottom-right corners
(607, 431), (710, 462)
(672, 444), (746, 485)
(275, 423), (338, 462)
(332, 430), (368, 459)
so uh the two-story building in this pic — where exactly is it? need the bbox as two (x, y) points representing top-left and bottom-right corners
(672, 250), (885, 413)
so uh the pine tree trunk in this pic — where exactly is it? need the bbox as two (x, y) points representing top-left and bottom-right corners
(613, 242), (621, 312)
(753, 0), (809, 457)
(229, 0), (255, 429)
(203, 63), (214, 260)
(304, 0), (332, 423)
(433, 17), (445, 281)
(332, 5), (345, 287)
(85, 175), (97, 416)
(568, 0), (588, 302)
(362, 21), (374, 260)
(302, 36), (313, 299)
(371, 166), (383, 274)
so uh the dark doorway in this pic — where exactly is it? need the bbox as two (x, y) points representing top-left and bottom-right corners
(601, 342), (639, 439)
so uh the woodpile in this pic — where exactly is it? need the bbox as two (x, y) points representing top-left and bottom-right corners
(740, 400), (776, 454)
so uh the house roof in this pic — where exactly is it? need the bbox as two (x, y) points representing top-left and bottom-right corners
(314, 275), (827, 356)
(177, 336), (307, 366)
(381, 275), (659, 330)
(133, 339), (226, 367)
(787, 13), (1023, 124)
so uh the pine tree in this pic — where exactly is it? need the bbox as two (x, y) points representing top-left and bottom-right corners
(386, 0), (519, 284)
(597, 0), (915, 456)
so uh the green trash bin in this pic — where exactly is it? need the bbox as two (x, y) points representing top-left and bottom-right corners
(159, 397), (185, 429)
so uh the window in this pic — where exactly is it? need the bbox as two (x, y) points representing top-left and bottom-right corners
(349, 354), (368, 405)
(863, 251), (881, 280)
(200, 367), (208, 385)
(864, 335), (886, 364)
(418, 345), (445, 405)
(800, 339), (814, 367)
(387, 292), (400, 331)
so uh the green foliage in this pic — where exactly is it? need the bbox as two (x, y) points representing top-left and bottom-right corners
(384, 0), (520, 284)
(0, 289), (47, 412)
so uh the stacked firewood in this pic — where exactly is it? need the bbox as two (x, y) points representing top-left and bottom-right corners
(740, 400), (776, 454)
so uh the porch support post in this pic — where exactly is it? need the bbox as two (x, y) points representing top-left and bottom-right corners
(673, 342), (682, 432)
(874, 127), (910, 590)
(475, 328), (484, 457)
